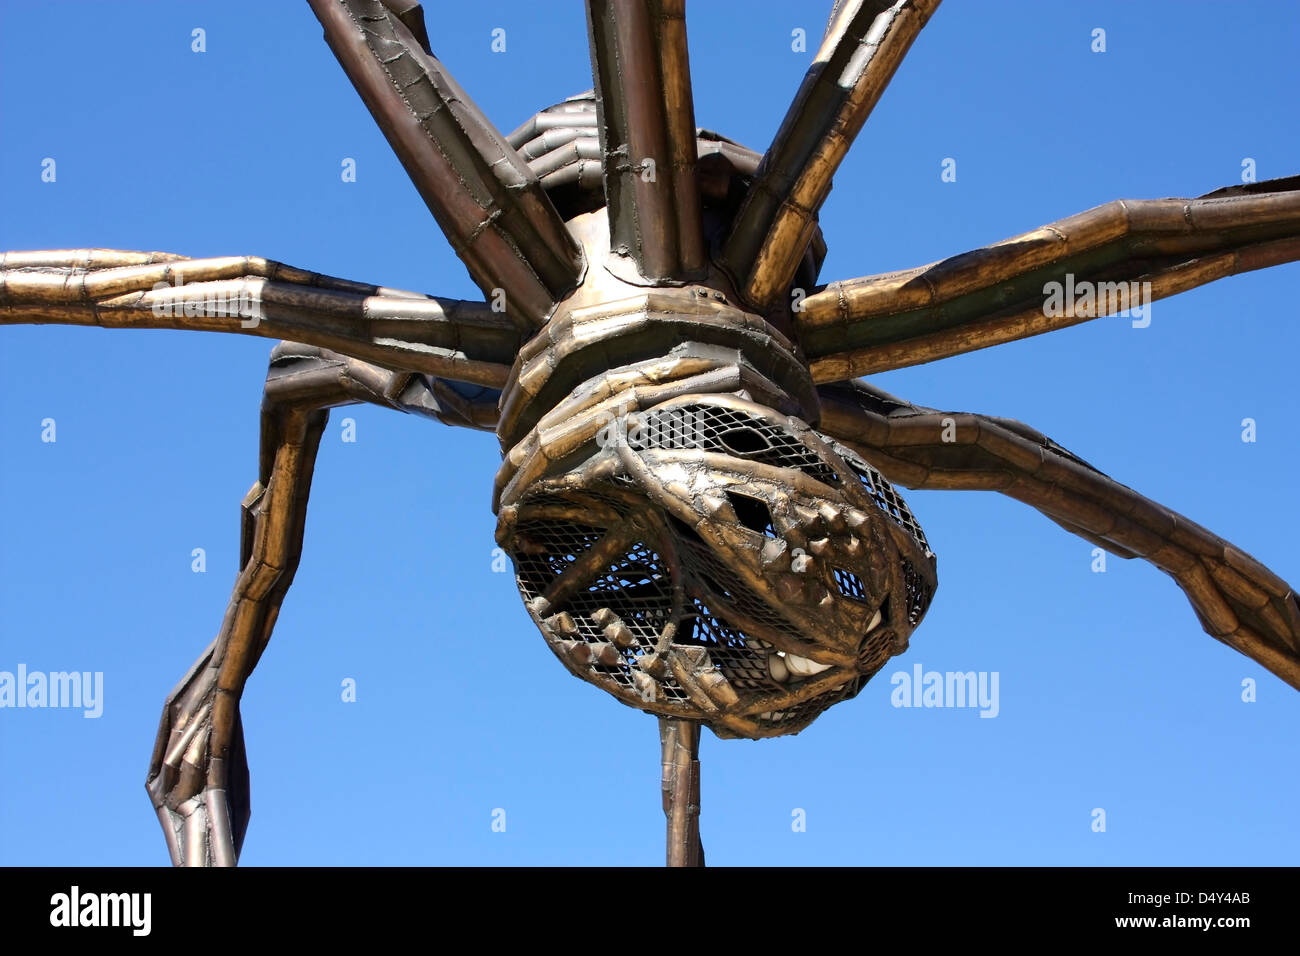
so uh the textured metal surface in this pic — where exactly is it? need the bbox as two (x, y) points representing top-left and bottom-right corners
(799, 178), (1300, 381)
(660, 718), (704, 866)
(720, 0), (940, 309)
(586, 0), (705, 282)
(817, 380), (1300, 691)
(2, 0), (1299, 867)
(0, 250), (520, 387)
(308, 0), (585, 330)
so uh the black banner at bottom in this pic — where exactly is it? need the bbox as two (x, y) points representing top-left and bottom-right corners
(0, 866), (1282, 941)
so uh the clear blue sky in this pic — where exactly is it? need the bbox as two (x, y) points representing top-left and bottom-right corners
(2, 0), (1297, 866)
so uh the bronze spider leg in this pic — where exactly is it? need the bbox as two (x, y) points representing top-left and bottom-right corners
(585, 0), (706, 281)
(720, 0), (941, 310)
(145, 343), (491, 867)
(0, 249), (520, 390)
(817, 380), (1300, 691)
(660, 718), (704, 867)
(0, 250), (516, 864)
(795, 177), (1300, 382)
(307, 0), (586, 331)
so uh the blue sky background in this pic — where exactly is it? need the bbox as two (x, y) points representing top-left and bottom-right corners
(1, 0), (1297, 866)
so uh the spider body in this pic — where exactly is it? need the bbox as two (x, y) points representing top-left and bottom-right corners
(491, 123), (936, 737)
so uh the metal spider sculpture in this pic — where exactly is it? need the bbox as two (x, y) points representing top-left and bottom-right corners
(4, 0), (1298, 867)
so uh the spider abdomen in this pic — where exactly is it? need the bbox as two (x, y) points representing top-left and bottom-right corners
(492, 186), (934, 736)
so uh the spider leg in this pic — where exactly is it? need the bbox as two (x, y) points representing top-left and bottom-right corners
(817, 379), (1300, 691)
(145, 343), (477, 866)
(0, 249), (519, 387)
(799, 177), (1300, 381)
(308, 0), (585, 330)
(660, 718), (704, 867)
(720, 0), (942, 308)
(584, 0), (706, 281)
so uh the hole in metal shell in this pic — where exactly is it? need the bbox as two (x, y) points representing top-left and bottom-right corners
(717, 426), (771, 455)
(725, 491), (776, 537)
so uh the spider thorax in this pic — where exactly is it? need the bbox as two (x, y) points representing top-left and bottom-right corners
(493, 100), (936, 739)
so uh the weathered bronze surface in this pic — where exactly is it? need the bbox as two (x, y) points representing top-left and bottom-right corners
(3, 0), (1298, 867)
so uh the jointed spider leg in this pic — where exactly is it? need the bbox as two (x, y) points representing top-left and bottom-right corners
(146, 343), (473, 866)
(0, 249), (521, 387)
(720, 0), (942, 309)
(799, 177), (1300, 381)
(585, 0), (705, 282)
(308, 0), (585, 330)
(817, 379), (1300, 691)
(508, 97), (603, 196)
